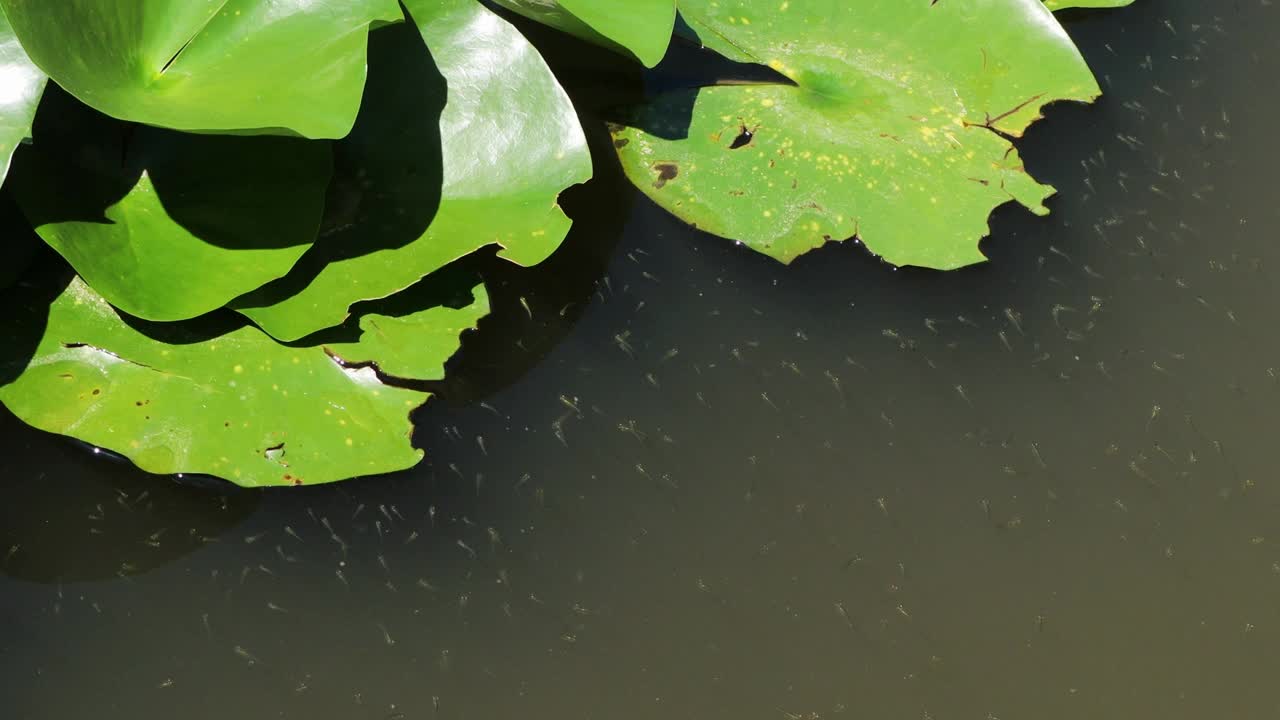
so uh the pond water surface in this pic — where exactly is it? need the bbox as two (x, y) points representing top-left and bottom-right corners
(5, 1), (1280, 718)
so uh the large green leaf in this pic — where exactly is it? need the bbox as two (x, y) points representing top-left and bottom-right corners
(491, 0), (676, 67)
(7, 87), (331, 322)
(0, 0), (401, 138)
(0, 273), (489, 487)
(560, 0), (675, 67)
(0, 8), (45, 188)
(1044, 0), (1134, 9)
(327, 293), (491, 380)
(614, 0), (1104, 269)
(234, 0), (591, 342)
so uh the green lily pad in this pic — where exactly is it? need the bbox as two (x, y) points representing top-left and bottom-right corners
(1044, 0), (1134, 10)
(0, 273), (489, 487)
(327, 292), (491, 381)
(7, 87), (331, 322)
(614, 0), (1104, 269)
(0, 8), (46, 188)
(491, 0), (676, 67)
(234, 0), (591, 342)
(0, 0), (401, 138)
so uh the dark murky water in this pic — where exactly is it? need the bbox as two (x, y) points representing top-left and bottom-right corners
(5, 2), (1280, 718)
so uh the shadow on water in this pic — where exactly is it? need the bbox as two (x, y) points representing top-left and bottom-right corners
(0, 9), (639, 584)
(0, 404), (261, 584)
(0, 258), (264, 584)
(414, 22), (643, 407)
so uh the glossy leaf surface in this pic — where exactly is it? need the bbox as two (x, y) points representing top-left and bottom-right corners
(615, 0), (1104, 269)
(0, 8), (45, 188)
(0, 0), (401, 138)
(235, 1), (590, 341)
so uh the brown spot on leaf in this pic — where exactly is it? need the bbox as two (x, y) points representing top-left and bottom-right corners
(652, 162), (679, 189)
(613, 137), (629, 149)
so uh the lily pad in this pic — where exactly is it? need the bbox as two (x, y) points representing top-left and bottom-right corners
(0, 0), (401, 138)
(8, 86), (331, 322)
(614, 0), (1105, 269)
(0, 8), (46, 188)
(234, 0), (591, 342)
(327, 292), (492, 381)
(0, 273), (490, 487)
(491, 0), (676, 67)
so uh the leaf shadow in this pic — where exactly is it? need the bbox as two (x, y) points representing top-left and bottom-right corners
(0, 191), (42, 292)
(230, 21), (447, 310)
(8, 84), (329, 253)
(406, 10), (639, 406)
(605, 12), (794, 141)
(5, 85), (140, 230)
(113, 252), (488, 354)
(0, 243), (67, 388)
(0, 401), (261, 584)
(286, 249), (499, 348)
